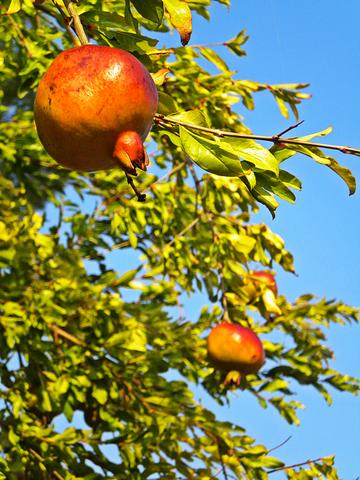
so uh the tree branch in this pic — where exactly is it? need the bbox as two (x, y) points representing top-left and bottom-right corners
(48, 324), (86, 347)
(268, 456), (327, 474)
(29, 448), (65, 480)
(148, 41), (228, 57)
(63, 0), (88, 45)
(155, 114), (360, 156)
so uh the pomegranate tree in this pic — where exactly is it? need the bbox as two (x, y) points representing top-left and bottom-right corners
(207, 322), (265, 385)
(34, 45), (158, 174)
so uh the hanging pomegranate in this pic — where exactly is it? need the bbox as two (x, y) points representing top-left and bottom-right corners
(34, 45), (158, 174)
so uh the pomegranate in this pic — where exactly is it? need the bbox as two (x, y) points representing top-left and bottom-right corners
(251, 271), (278, 295)
(207, 322), (265, 385)
(252, 271), (281, 316)
(34, 45), (158, 174)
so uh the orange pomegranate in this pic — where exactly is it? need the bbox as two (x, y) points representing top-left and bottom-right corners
(207, 322), (265, 385)
(34, 45), (158, 174)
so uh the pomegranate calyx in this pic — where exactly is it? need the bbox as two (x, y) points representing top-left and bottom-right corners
(224, 370), (242, 386)
(113, 130), (149, 176)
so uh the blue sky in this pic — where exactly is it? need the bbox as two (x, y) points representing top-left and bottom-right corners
(184, 1), (360, 478)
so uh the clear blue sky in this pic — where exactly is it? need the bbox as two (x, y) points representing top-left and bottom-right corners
(185, 1), (360, 478)
(53, 2), (360, 477)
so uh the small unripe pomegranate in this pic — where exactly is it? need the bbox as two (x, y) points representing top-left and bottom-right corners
(243, 271), (281, 317)
(251, 271), (278, 295)
(34, 45), (158, 174)
(207, 322), (265, 385)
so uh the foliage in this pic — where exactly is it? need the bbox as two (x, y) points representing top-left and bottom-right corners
(0, 0), (359, 478)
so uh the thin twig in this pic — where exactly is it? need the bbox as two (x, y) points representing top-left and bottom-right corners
(150, 162), (186, 188)
(125, 173), (147, 202)
(220, 273), (231, 323)
(102, 162), (185, 208)
(217, 439), (229, 480)
(155, 114), (360, 156)
(167, 217), (200, 247)
(7, 16), (33, 57)
(148, 41), (227, 57)
(28, 448), (65, 480)
(185, 155), (202, 218)
(209, 467), (223, 480)
(63, 0), (89, 45)
(52, 0), (79, 45)
(48, 324), (86, 347)
(275, 120), (304, 139)
(267, 435), (292, 454)
(268, 456), (327, 474)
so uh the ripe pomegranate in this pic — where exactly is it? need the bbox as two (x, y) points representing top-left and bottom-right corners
(207, 322), (265, 385)
(34, 45), (158, 174)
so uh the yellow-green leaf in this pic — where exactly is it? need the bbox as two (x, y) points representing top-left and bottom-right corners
(199, 47), (229, 72)
(163, 0), (192, 45)
(3, 0), (22, 15)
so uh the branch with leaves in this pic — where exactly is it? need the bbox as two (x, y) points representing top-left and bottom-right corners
(155, 114), (360, 156)
(154, 111), (357, 214)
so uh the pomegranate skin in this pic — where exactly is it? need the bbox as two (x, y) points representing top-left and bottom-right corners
(207, 323), (265, 375)
(252, 271), (278, 296)
(34, 45), (158, 172)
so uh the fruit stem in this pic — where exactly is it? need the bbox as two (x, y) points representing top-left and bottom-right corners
(126, 174), (146, 202)
(63, 0), (89, 46)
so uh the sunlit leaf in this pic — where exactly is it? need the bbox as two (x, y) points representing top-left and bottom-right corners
(199, 47), (229, 72)
(163, 0), (192, 45)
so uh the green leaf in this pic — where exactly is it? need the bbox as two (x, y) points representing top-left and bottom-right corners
(225, 30), (249, 57)
(256, 173), (297, 203)
(252, 186), (279, 217)
(278, 169), (302, 191)
(180, 127), (243, 176)
(98, 29), (158, 55)
(285, 144), (356, 195)
(158, 92), (179, 115)
(81, 11), (133, 32)
(274, 93), (290, 118)
(92, 387), (108, 405)
(130, 0), (164, 25)
(170, 109), (209, 127)
(271, 128), (356, 194)
(224, 233), (256, 254)
(259, 379), (290, 393)
(115, 267), (141, 286)
(220, 137), (279, 175)
(8, 428), (20, 446)
(105, 328), (147, 352)
(261, 457), (285, 469)
(163, 0), (192, 45)
(3, 0), (21, 15)
(199, 47), (229, 72)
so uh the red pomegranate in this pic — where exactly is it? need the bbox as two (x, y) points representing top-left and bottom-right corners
(207, 322), (265, 385)
(34, 45), (158, 174)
